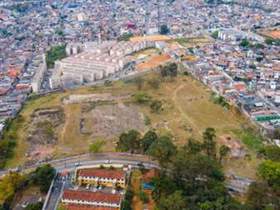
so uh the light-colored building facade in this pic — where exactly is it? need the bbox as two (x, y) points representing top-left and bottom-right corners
(76, 168), (126, 188)
(49, 40), (155, 89)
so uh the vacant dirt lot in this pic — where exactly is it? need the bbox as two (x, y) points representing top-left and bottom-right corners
(260, 29), (280, 39)
(82, 103), (146, 139)
(136, 54), (171, 71)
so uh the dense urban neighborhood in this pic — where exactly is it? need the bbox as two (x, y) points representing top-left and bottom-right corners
(0, 0), (280, 210)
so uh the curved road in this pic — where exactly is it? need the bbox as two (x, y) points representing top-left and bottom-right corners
(0, 152), (159, 177)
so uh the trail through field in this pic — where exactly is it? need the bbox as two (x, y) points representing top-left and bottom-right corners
(171, 83), (202, 135)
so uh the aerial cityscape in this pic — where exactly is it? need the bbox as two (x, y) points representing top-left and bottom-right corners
(0, 0), (279, 210)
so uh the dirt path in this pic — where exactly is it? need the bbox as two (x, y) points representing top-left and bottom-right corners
(171, 83), (202, 135)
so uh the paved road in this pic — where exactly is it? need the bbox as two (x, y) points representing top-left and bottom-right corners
(42, 154), (159, 210)
(0, 152), (158, 176)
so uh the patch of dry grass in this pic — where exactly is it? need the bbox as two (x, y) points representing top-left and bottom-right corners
(6, 73), (259, 178)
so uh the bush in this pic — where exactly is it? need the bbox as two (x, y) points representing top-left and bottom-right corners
(46, 45), (67, 69)
(89, 139), (106, 153)
(160, 63), (178, 78)
(150, 100), (163, 113)
(133, 92), (151, 104)
(144, 115), (151, 125)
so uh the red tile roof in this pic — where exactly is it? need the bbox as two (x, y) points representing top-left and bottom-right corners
(62, 190), (121, 204)
(78, 169), (125, 180)
(66, 204), (117, 210)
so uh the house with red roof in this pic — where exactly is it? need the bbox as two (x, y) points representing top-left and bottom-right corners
(76, 168), (126, 188)
(61, 190), (122, 209)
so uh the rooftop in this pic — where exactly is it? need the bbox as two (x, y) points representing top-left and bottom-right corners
(62, 190), (121, 204)
(78, 168), (125, 180)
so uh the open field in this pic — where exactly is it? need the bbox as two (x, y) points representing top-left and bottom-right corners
(259, 29), (280, 39)
(4, 72), (262, 178)
(170, 36), (212, 47)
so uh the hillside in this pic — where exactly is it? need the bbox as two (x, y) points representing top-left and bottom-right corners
(3, 72), (262, 178)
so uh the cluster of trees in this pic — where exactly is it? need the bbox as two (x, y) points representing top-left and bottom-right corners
(265, 38), (280, 46)
(149, 128), (245, 210)
(0, 115), (25, 168)
(46, 45), (67, 69)
(211, 94), (230, 109)
(0, 164), (55, 209)
(118, 33), (133, 41)
(160, 63), (178, 78)
(246, 144), (280, 210)
(121, 186), (134, 210)
(24, 202), (43, 210)
(117, 128), (230, 167)
(159, 25), (170, 35)
(117, 127), (280, 209)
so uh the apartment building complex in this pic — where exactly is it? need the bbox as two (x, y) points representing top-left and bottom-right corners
(49, 40), (155, 88)
(76, 168), (126, 188)
(61, 190), (122, 209)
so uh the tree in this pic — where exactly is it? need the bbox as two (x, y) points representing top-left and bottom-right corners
(25, 202), (43, 210)
(160, 25), (170, 35)
(117, 130), (141, 153)
(157, 191), (187, 210)
(141, 130), (158, 153)
(31, 164), (56, 193)
(203, 128), (217, 159)
(259, 145), (280, 161)
(118, 32), (133, 41)
(219, 145), (230, 163)
(147, 136), (176, 166)
(240, 38), (251, 48)
(139, 191), (149, 204)
(150, 100), (163, 113)
(246, 182), (279, 210)
(152, 174), (177, 202)
(211, 31), (219, 39)
(272, 128), (280, 139)
(258, 160), (280, 189)
(46, 45), (67, 69)
(0, 172), (25, 206)
(185, 138), (203, 154)
(89, 139), (105, 154)
(160, 63), (178, 78)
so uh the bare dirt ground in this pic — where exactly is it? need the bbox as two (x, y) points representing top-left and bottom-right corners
(136, 54), (171, 71)
(260, 29), (280, 39)
(26, 107), (65, 163)
(82, 103), (146, 139)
